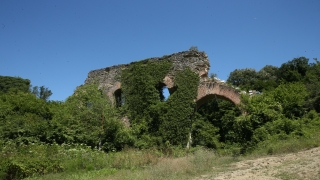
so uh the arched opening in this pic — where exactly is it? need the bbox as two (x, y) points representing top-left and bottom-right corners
(163, 86), (170, 101)
(114, 89), (124, 107)
(196, 94), (236, 109)
(194, 95), (242, 146)
(155, 83), (176, 102)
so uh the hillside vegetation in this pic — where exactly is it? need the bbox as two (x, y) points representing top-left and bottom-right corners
(1, 56), (320, 179)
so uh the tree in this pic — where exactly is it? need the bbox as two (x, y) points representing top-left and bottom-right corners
(271, 82), (308, 118)
(258, 65), (278, 80)
(31, 86), (53, 101)
(0, 91), (52, 144)
(189, 46), (199, 51)
(253, 65), (279, 91)
(277, 57), (310, 83)
(0, 76), (30, 93)
(304, 58), (320, 112)
(227, 66), (280, 92)
(227, 68), (258, 90)
(192, 117), (220, 148)
(196, 98), (241, 143)
(50, 83), (133, 151)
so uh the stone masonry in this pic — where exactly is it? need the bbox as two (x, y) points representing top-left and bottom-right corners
(84, 50), (240, 107)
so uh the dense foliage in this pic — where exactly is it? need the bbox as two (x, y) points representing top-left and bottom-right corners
(158, 68), (199, 146)
(120, 60), (199, 147)
(1, 56), (320, 179)
(0, 76), (31, 93)
(31, 86), (53, 101)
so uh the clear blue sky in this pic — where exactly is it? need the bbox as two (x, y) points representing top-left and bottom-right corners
(1, 0), (319, 101)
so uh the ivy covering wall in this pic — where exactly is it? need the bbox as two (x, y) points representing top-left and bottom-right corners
(120, 59), (200, 147)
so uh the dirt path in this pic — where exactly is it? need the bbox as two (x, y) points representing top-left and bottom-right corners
(195, 147), (320, 180)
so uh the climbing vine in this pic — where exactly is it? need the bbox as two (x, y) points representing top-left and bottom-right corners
(120, 59), (200, 147)
(160, 68), (199, 146)
(121, 60), (172, 121)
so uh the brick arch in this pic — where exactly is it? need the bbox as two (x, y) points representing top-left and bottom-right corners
(196, 82), (241, 108)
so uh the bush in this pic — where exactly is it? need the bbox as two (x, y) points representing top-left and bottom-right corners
(0, 142), (62, 179)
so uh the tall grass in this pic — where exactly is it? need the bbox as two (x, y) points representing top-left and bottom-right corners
(20, 146), (238, 180)
(96, 148), (238, 180)
(250, 128), (320, 157)
(22, 146), (164, 180)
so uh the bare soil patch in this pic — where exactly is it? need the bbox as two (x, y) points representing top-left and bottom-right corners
(195, 147), (320, 180)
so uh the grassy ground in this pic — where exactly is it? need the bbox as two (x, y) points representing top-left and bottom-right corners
(24, 147), (239, 180)
(23, 130), (320, 180)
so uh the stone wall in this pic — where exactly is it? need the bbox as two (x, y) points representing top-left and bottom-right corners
(84, 50), (210, 97)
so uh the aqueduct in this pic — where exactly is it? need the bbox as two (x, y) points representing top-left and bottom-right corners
(84, 50), (241, 108)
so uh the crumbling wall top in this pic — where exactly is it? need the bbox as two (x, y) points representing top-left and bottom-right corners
(84, 50), (210, 96)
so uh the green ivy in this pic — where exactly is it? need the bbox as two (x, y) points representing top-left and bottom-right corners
(120, 60), (200, 147)
(160, 68), (199, 146)
(121, 60), (173, 121)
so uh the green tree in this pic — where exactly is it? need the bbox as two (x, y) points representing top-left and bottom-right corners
(277, 57), (310, 83)
(227, 66), (279, 92)
(196, 98), (241, 143)
(31, 86), (53, 101)
(0, 76), (30, 93)
(50, 83), (132, 151)
(258, 65), (278, 80)
(271, 82), (308, 118)
(192, 117), (220, 148)
(254, 65), (279, 91)
(305, 58), (320, 112)
(227, 68), (258, 90)
(228, 82), (308, 152)
(0, 91), (52, 144)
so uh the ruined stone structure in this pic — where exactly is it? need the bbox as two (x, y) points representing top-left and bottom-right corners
(196, 82), (241, 107)
(84, 50), (241, 107)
